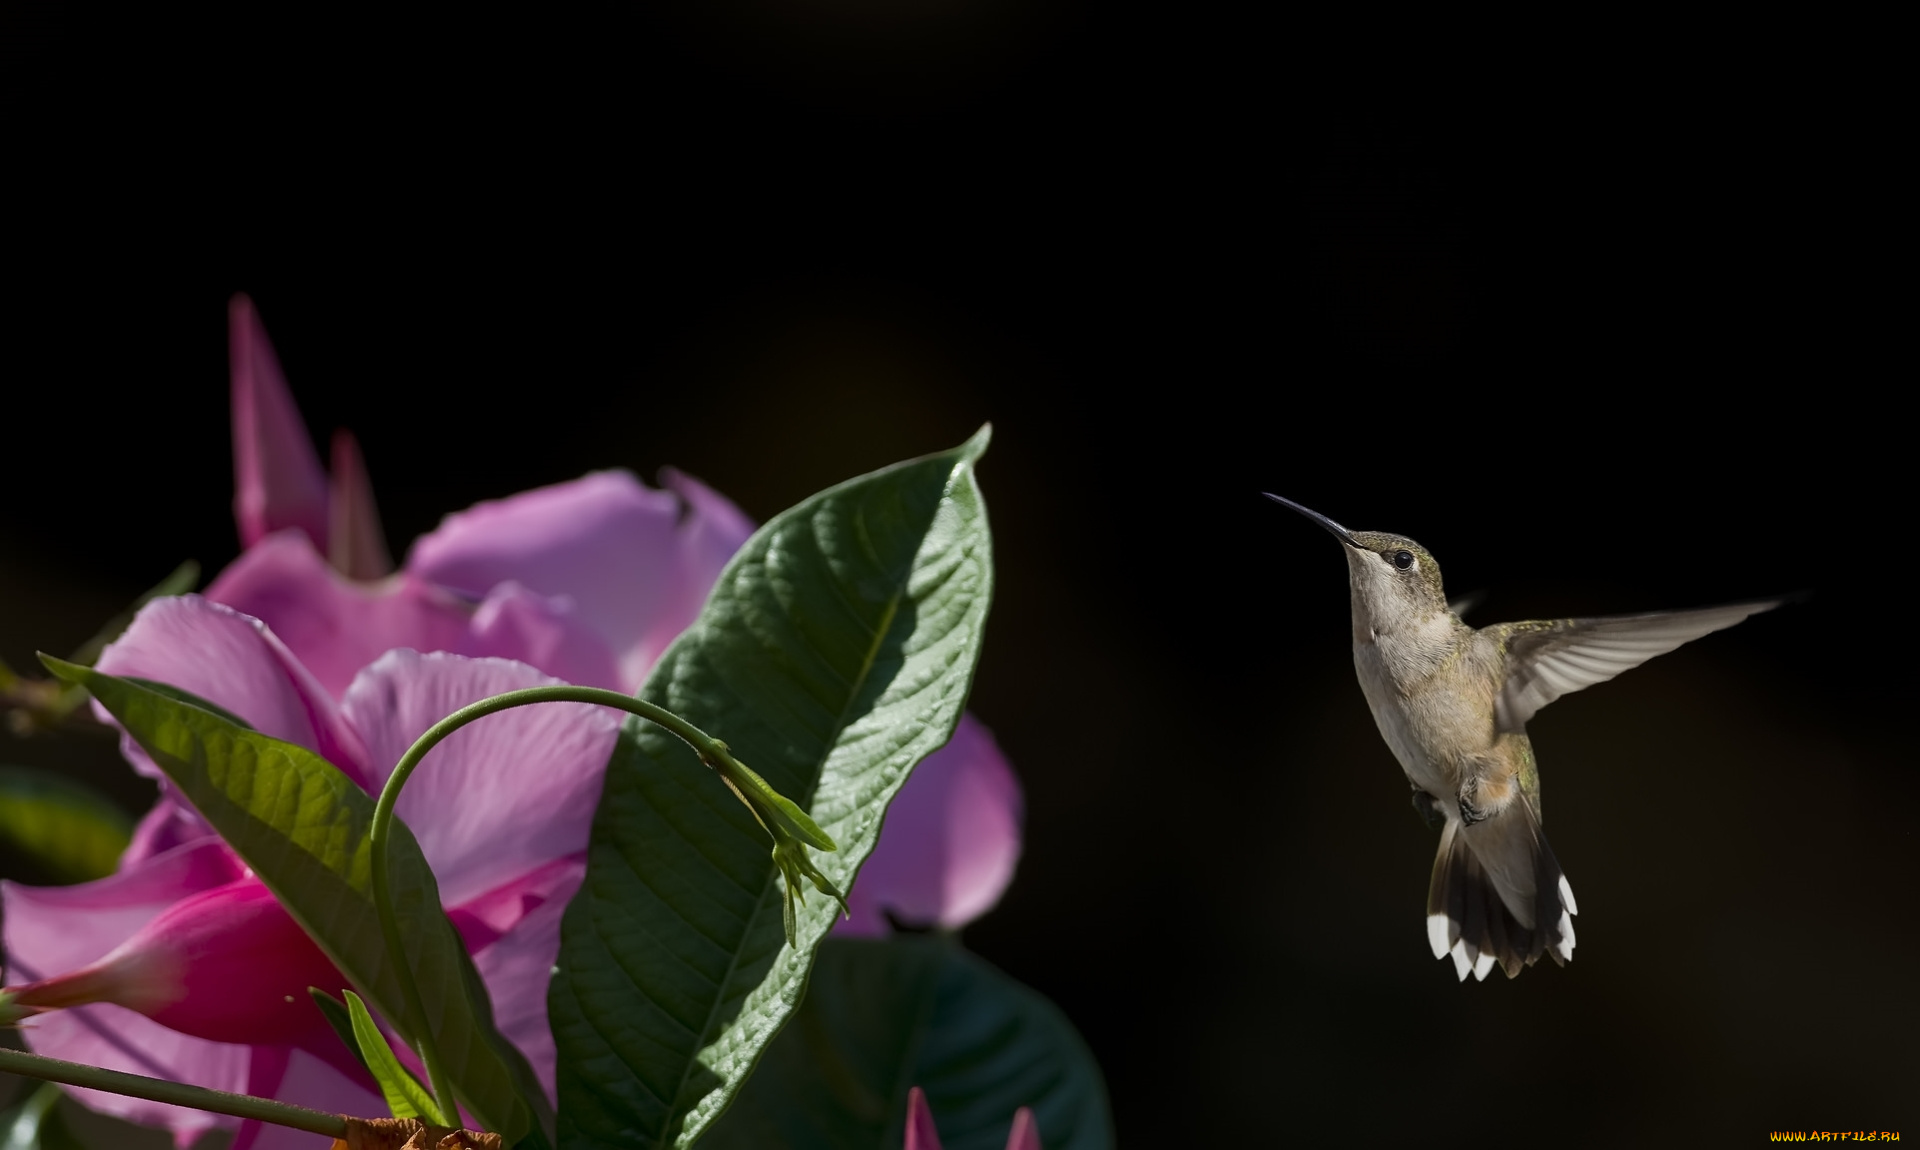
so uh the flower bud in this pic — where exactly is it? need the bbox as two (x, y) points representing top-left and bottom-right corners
(4, 878), (348, 1048)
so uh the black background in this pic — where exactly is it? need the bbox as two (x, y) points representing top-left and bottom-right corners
(2, 9), (1909, 1146)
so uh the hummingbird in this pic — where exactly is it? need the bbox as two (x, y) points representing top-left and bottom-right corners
(1265, 494), (1785, 981)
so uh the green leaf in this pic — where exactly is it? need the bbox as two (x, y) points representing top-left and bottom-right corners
(345, 988), (447, 1124)
(551, 427), (996, 1149)
(704, 938), (1113, 1150)
(0, 767), (134, 884)
(39, 656), (554, 1149)
(308, 987), (373, 1076)
(0, 1082), (86, 1150)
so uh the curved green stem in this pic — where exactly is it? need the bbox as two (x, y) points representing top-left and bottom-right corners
(0, 1047), (348, 1138)
(370, 685), (843, 1125)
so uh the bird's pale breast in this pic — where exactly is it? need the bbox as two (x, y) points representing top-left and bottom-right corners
(1352, 638), (1501, 802)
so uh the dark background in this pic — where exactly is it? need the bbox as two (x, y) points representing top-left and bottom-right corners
(2, 10), (1909, 1146)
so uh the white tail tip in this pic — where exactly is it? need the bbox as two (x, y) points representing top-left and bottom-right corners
(1449, 938), (1471, 981)
(1472, 950), (1495, 981)
(1427, 914), (1452, 959)
(1558, 875), (1579, 917)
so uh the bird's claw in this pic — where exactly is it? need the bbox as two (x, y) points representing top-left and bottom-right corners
(1457, 788), (1487, 826)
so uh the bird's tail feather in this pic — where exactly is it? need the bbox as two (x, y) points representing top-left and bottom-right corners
(1426, 798), (1575, 981)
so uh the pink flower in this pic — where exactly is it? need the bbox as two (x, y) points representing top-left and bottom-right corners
(211, 294), (1022, 937)
(5, 875), (355, 1051)
(905, 1086), (1042, 1150)
(0, 298), (1023, 1145)
(3, 596), (619, 1149)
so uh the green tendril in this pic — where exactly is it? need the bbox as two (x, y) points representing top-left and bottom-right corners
(372, 685), (844, 1120)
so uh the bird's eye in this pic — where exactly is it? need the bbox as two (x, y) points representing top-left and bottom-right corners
(1392, 550), (1415, 570)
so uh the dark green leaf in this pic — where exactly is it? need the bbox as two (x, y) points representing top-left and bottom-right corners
(308, 987), (373, 1076)
(0, 767), (134, 884)
(551, 428), (996, 1149)
(39, 657), (553, 1149)
(345, 989), (444, 1123)
(0, 1082), (86, 1150)
(703, 938), (1112, 1150)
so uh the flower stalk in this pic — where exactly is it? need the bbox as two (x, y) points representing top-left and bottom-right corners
(0, 1045), (349, 1139)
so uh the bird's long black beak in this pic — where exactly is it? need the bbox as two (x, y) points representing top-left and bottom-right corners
(1263, 493), (1363, 549)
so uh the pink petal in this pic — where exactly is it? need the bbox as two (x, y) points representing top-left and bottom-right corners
(340, 651), (620, 908)
(3, 838), (247, 988)
(1006, 1107), (1043, 1150)
(2, 837), (251, 1146)
(447, 854), (586, 954)
(96, 595), (373, 789)
(210, 533), (625, 697)
(457, 582), (625, 692)
(207, 532), (474, 702)
(327, 428), (394, 580)
(23, 878), (351, 1053)
(121, 795), (218, 867)
(232, 1048), (384, 1150)
(460, 859), (586, 1104)
(230, 294), (328, 550)
(228, 1047), (289, 1150)
(407, 470), (750, 691)
(25, 1003), (249, 1146)
(658, 465), (757, 619)
(905, 1086), (945, 1150)
(835, 714), (1024, 937)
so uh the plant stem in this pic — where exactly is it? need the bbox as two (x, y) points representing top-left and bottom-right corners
(369, 685), (781, 1126)
(0, 1047), (347, 1138)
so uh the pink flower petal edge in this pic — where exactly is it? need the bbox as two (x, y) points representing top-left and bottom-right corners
(230, 294), (328, 551)
(206, 532), (473, 701)
(836, 714), (1024, 937)
(407, 469), (754, 691)
(232, 1048), (382, 1150)
(902, 1087), (1044, 1150)
(95, 595), (373, 790)
(905, 1086), (945, 1150)
(326, 428), (393, 580)
(1006, 1107), (1043, 1150)
(458, 581), (625, 693)
(209, 532), (628, 699)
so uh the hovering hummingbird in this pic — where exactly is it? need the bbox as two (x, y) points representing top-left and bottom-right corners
(1265, 494), (1785, 981)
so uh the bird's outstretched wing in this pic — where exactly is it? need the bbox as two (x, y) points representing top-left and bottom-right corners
(1488, 599), (1787, 731)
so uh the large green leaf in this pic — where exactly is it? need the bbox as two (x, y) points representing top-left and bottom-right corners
(39, 658), (553, 1148)
(551, 428), (996, 1149)
(704, 938), (1112, 1150)
(0, 767), (133, 884)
